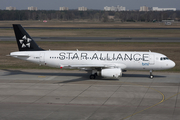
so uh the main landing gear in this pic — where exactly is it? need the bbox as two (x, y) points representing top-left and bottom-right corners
(89, 70), (98, 79)
(150, 70), (154, 79)
(90, 74), (97, 79)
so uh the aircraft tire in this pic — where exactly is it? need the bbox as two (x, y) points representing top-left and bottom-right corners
(90, 74), (96, 79)
(150, 75), (154, 79)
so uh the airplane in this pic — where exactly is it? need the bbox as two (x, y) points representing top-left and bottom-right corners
(10, 24), (175, 79)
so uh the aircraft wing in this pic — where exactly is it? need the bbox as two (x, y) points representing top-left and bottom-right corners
(68, 63), (126, 69)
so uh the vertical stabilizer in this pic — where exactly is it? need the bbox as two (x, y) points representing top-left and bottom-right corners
(13, 24), (44, 51)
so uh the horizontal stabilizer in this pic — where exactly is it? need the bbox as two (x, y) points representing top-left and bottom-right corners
(10, 53), (30, 57)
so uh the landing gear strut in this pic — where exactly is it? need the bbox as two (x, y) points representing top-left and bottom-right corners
(150, 70), (154, 79)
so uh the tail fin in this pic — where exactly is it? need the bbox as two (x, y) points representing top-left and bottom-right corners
(13, 24), (44, 51)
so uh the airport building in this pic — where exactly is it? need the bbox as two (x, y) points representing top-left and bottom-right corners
(139, 6), (149, 11)
(59, 7), (69, 11)
(104, 5), (126, 11)
(6, 6), (16, 10)
(117, 5), (126, 11)
(152, 7), (176, 11)
(104, 6), (111, 11)
(78, 6), (87, 11)
(28, 6), (38, 11)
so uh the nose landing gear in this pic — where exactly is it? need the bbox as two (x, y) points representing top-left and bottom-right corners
(150, 70), (154, 79)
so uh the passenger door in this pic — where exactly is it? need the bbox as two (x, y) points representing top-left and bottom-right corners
(149, 54), (155, 65)
(39, 53), (45, 65)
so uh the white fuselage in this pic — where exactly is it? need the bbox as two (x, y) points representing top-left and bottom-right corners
(10, 50), (175, 71)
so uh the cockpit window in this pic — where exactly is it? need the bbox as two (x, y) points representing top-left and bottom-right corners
(160, 57), (169, 60)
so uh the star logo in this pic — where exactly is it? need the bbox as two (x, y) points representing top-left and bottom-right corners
(19, 35), (31, 48)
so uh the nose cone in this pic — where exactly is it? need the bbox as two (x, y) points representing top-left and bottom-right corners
(169, 60), (175, 69)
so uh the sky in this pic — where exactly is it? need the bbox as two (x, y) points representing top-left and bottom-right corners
(0, 0), (180, 10)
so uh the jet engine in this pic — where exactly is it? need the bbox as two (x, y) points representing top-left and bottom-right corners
(101, 68), (122, 78)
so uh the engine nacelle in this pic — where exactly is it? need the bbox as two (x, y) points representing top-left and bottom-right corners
(101, 68), (122, 78)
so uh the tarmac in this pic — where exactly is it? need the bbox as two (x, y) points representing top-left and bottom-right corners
(0, 69), (179, 120)
(0, 36), (180, 42)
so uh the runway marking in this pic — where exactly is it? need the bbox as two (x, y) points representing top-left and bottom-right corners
(38, 76), (57, 80)
(120, 82), (164, 120)
(38, 76), (46, 78)
(164, 92), (180, 102)
(121, 82), (180, 120)
(45, 76), (57, 80)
